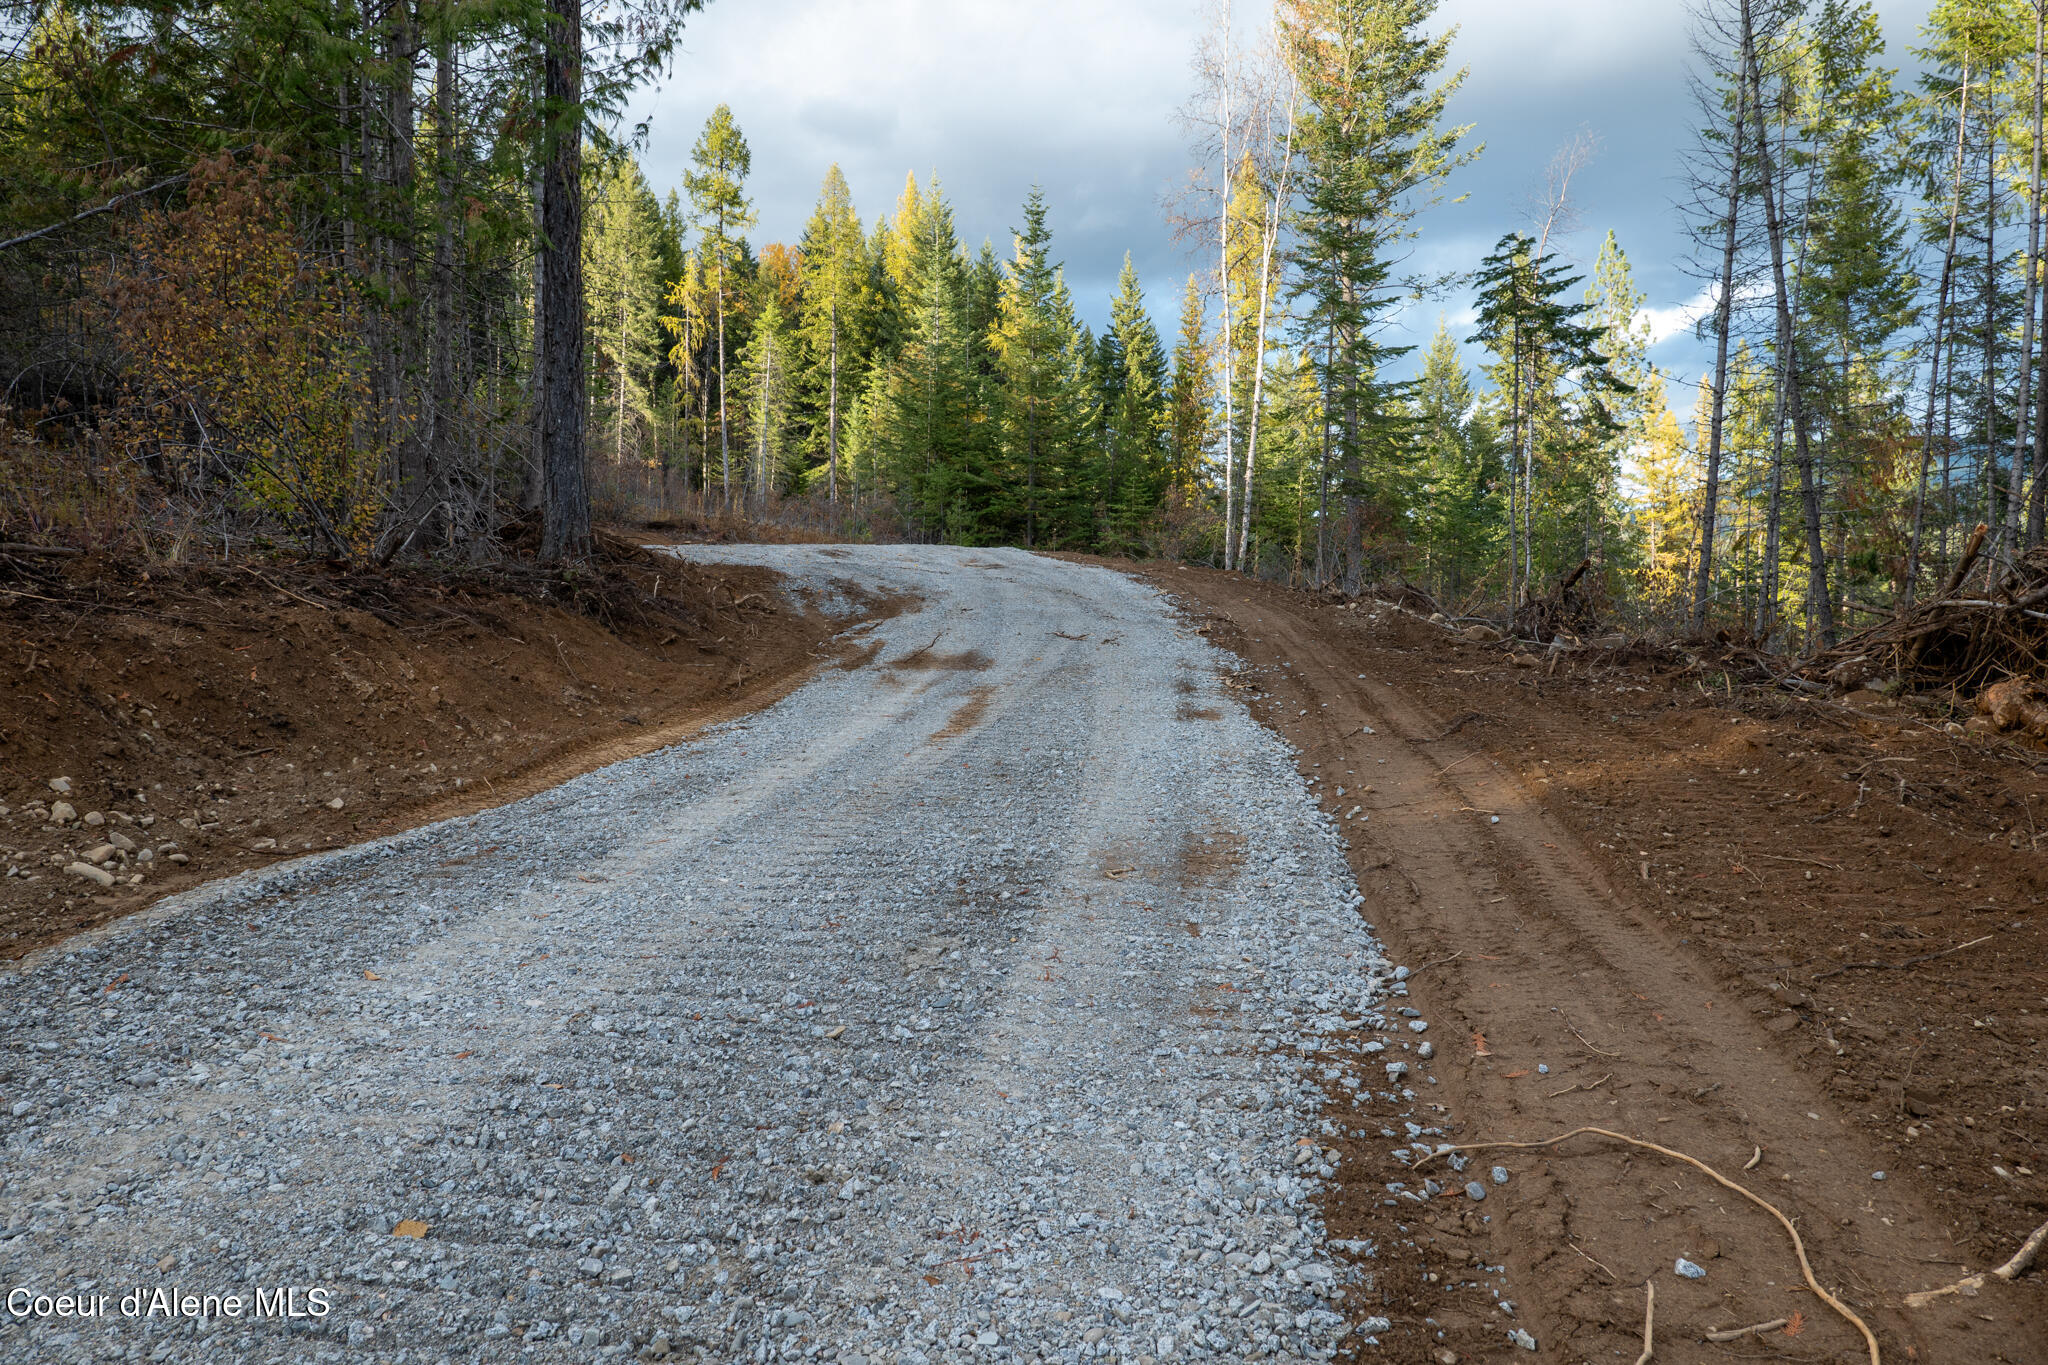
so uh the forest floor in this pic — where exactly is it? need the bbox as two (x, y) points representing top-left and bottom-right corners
(0, 532), (893, 960)
(1117, 558), (2048, 1364)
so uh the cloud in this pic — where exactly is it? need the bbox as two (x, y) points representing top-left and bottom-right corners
(626, 0), (1935, 370)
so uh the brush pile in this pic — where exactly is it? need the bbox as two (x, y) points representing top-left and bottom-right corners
(1806, 523), (2048, 737)
(1513, 558), (1601, 644)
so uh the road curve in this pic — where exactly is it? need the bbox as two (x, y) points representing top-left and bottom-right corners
(1, 546), (1412, 1365)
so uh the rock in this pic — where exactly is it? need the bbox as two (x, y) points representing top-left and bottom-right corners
(1491, 1166), (1509, 1185)
(1510, 652), (1538, 668)
(251, 838), (277, 851)
(49, 801), (76, 825)
(1462, 625), (1501, 643)
(1509, 1328), (1537, 1351)
(1675, 1257), (1706, 1279)
(166, 853), (190, 865)
(107, 831), (136, 852)
(1416, 1041), (1434, 1060)
(83, 845), (117, 865)
(1436, 1351), (1459, 1365)
(82, 811), (104, 826)
(327, 797), (345, 810)
(48, 777), (71, 795)
(67, 861), (116, 887)
(1463, 1182), (1487, 1201)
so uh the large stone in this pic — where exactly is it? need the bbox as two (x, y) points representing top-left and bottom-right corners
(67, 861), (116, 887)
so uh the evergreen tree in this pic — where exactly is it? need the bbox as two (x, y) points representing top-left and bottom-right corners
(683, 103), (756, 504)
(1409, 320), (1498, 598)
(1168, 276), (1214, 498)
(1278, 0), (1478, 586)
(1635, 371), (1698, 606)
(1102, 255), (1170, 551)
(796, 165), (870, 501)
(1473, 230), (1631, 606)
(584, 151), (666, 469)
(988, 189), (1092, 547)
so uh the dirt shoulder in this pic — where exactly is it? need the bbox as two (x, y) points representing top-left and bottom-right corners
(0, 536), (888, 960)
(1122, 561), (2047, 1365)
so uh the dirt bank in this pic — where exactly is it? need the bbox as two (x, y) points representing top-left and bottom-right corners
(1129, 561), (2047, 1365)
(0, 538), (886, 959)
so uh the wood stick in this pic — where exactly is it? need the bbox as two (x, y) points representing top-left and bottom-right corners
(1812, 934), (1993, 981)
(1704, 1318), (1789, 1342)
(1410, 1126), (1880, 1365)
(1633, 1280), (1655, 1365)
(0, 542), (85, 557)
(1562, 1011), (1623, 1058)
(1906, 1216), (2048, 1307)
(1941, 522), (1989, 597)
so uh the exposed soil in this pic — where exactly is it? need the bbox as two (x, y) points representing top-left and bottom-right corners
(1124, 561), (2048, 1365)
(0, 535), (890, 959)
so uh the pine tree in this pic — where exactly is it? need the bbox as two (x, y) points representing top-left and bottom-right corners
(684, 104), (756, 506)
(1278, 0), (1477, 586)
(796, 165), (869, 502)
(1409, 320), (1498, 598)
(1635, 371), (1697, 606)
(989, 188), (1092, 548)
(1473, 231), (1631, 607)
(1102, 255), (1170, 552)
(584, 152), (665, 469)
(1168, 276), (1214, 498)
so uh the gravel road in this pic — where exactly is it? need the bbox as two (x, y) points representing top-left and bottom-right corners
(1, 546), (1435, 1365)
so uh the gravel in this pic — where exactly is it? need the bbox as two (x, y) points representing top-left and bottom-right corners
(0, 545), (1429, 1363)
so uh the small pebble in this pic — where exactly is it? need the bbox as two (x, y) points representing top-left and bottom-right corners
(1491, 1166), (1509, 1185)
(1464, 1182), (1487, 1201)
(1871, 1171), (1885, 1181)
(1536, 1064), (1549, 1075)
(1675, 1257), (1706, 1280)
(1509, 1328), (1537, 1350)
(1416, 1041), (1434, 1060)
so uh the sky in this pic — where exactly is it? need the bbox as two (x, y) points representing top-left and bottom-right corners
(625, 0), (1938, 421)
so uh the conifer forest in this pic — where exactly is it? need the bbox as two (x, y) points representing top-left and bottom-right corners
(5, 0), (2048, 647)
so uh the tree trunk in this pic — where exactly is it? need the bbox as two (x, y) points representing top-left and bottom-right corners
(538, 0), (590, 561)
(1691, 0), (1753, 632)
(1909, 63), (1971, 603)
(1749, 34), (1832, 646)
(827, 296), (839, 503)
(717, 263), (730, 508)
(428, 10), (457, 552)
(2001, 4), (2046, 572)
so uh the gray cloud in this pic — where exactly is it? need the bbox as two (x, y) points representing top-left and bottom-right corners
(629, 0), (1937, 411)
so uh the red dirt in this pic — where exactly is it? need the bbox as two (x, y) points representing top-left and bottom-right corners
(1130, 562), (2048, 1365)
(0, 537), (888, 959)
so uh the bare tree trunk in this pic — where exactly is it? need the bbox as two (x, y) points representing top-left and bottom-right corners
(827, 297), (838, 503)
(717, 264), (731, 508)
(1218, 0), (1236, 570)
(2000, 4), (2046, 573)
(1908, 63), (1971, 603)
(1749, 33), (1831, 646)
(538, 0), (590, 561)
(428, 10), (457, 553)
(1235, 94), (1295, 575)
(1691, 0), (1753, 632)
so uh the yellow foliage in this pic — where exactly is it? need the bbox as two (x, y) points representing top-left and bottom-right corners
(100, 151), (387, 558)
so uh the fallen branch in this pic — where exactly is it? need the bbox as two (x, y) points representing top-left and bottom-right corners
(1409, 1126), (1880, 1365)
(0, 543), (85, 557)
(1406, 949), (1464, 976)
(1704, 1318), (1789, 1342)
(1812, 934), (1993, 981)
(1561, 1010), (1623, 1058)
(1905, 1216), (2048, 1307)
(1634, 1280), (1655, 1365)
